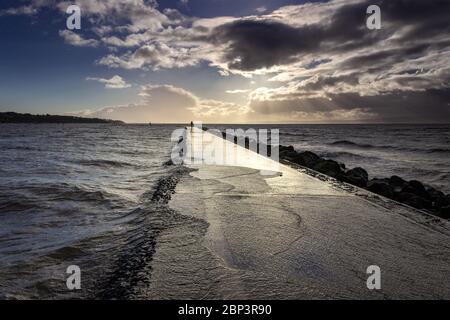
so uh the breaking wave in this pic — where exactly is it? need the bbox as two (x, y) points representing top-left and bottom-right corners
(329, 140), (450, 154)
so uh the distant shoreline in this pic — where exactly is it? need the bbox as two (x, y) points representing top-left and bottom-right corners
(0, 112), (123, 124)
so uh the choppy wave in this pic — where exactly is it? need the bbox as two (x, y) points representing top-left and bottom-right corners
(319, 151), (380, 161)
(329, 140), (450, 154)
(0, 123), (179, 299)
(2, 145), (38, 151)
(0, 168), (182, 299)
(427, 148), (450, 153)
(1, 123), (449, 299)
(19, 183), (114, 203)
(329, 140), (396, 150)
(75, 159), (135, 168)
(281, 132), (306, 137)
(96, 166), (192, 299)
(0, 199), (39, 212)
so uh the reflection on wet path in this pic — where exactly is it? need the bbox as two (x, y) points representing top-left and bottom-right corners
(146, 127), (450, 299)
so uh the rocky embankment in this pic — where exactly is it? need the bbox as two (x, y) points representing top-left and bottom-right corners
(212, 129), (450, 220)
(278, 145), (450, 219)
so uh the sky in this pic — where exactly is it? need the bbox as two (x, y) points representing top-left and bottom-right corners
(0, 0), (449, 123)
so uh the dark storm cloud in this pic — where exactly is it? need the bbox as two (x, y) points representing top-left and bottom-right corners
(381, 0), (450, 39)
(208, 1), (372, 70)
(330, 89), (450, 122)
(333, 89), (450, 120)
(250, 88), (450, 123)
(300, 74), (360, 92)
(207, 0), (450, 122)
(209, 20), (324, 70)
(4, 0), (447, 122)
(208, 0), (450, 72)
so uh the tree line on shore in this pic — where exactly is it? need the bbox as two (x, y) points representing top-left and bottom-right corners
(0, 112), (123, 124)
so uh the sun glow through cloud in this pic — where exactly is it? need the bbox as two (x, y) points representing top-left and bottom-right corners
(0, 0), (449, 123)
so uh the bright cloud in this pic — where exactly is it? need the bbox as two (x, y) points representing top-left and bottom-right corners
(4, 0), (450, 122)
(76, 84), (250, 123)
(226, 89), (251, 94)
(86, 75), (131, 89)
(59, 30), (99, 47)
(256, 6), (267, 14)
